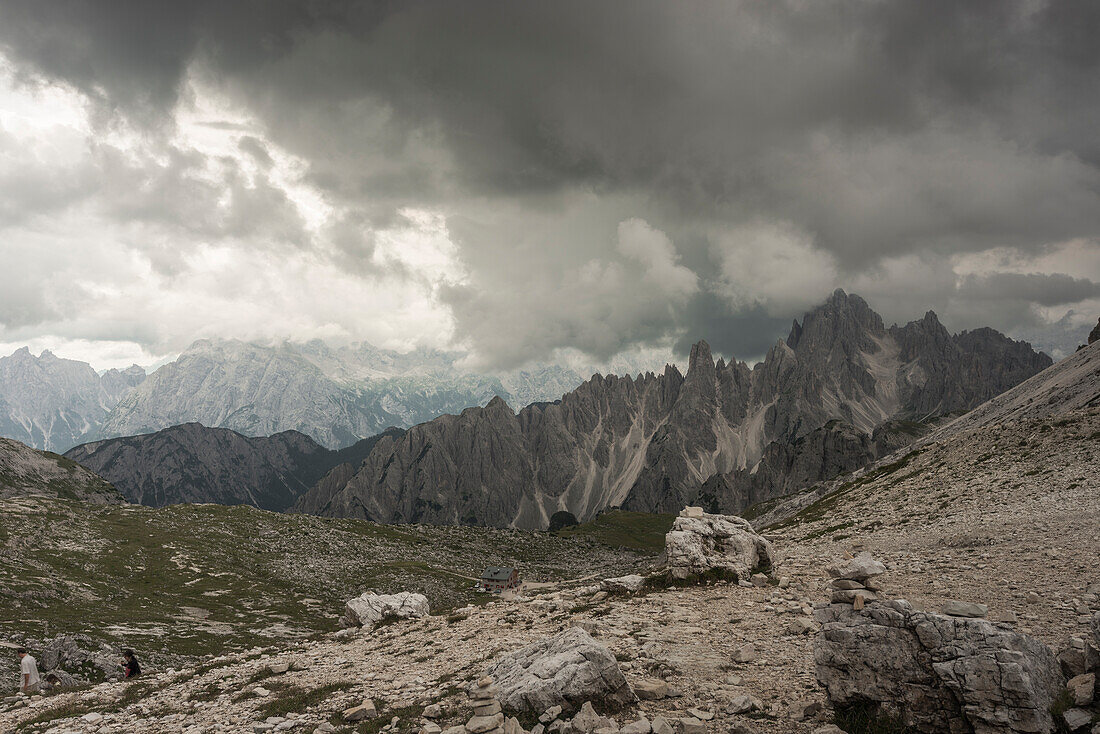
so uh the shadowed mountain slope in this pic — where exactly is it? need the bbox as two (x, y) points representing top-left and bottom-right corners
(66, 423), (404, 510)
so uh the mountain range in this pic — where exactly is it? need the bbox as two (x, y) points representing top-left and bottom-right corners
(3, 290), (1054, 521)
(0, 340), (661, 452)
(293, 290), (1052, 528)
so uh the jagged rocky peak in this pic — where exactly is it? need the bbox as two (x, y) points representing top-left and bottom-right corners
(787, 289), (884, 351)
(686, 339), (715, 375)
(1090, 317), (1100, 345)
(293, 290), (1055, 530)
(0, 348), (147, 452)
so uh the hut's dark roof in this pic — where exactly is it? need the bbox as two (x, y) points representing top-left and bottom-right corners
(481, 566), (515, 581)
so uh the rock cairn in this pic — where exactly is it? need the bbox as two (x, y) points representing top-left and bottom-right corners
(465, 677), (505, 734)
(824, 551), (884, 610)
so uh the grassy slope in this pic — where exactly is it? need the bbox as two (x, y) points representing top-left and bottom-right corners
(0, 498), (654, 667)
(551, 510), (676, 552)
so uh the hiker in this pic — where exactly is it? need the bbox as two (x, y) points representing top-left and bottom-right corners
(122, 649), (141, 679)
(42, 672), (62, 693)
(16, 647), (40, 693)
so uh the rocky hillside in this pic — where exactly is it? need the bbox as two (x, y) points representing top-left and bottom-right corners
(0, 436), (122, 503)
(753, 337), (1100, 529)
(295, 291), (1050, 528)
(64, 423), (405, 510)
(0, 348), (145, 452)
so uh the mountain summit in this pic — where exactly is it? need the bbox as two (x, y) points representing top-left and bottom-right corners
(294, 291), (1051, 528)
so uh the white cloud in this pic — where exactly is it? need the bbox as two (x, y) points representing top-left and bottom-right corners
(446, 217), (698, 369)
(711, 221), (838, 315)
(0, 52), (465, 363)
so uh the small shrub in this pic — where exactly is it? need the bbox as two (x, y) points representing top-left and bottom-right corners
(187, 682), (222, 702)
(834, 701), (913, 734)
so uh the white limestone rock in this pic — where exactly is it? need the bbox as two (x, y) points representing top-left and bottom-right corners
(824, 552), (885, 582)
(487, 627), (637, 714)
(815, 598), (1063, 734)
(342, 592), (430, 627)
(601, 575), (645, 594)
(663, 513), (774, 581)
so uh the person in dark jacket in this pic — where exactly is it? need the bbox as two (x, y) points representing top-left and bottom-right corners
(121, 650), (141, 679)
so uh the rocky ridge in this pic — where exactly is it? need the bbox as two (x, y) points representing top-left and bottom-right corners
(295, 291), (1050, 529)
(64, 423), (405, 510)
(0, 340), (664, 453)
(0, 435), (122, 503)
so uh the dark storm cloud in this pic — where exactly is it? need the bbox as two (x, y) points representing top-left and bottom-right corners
(673, 294), (792, 364)
(1, 0), (1098, 363)
(959, 272), (1100, 306)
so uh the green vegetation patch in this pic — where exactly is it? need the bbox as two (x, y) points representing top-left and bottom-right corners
(551, 511), (675, 551)
(0, 495), (649, 684)
(256, 681), (357, 719)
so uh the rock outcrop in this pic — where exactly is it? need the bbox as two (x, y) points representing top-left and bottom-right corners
(65, 423), (403, 510)
(294, 291), (1051, 528)
(664, 509), (774, 581)
(601, 575), (645, 594)
(486, 627), (637, 713)
(342, 592), (430, 628)
(815, 598), (1064, 734)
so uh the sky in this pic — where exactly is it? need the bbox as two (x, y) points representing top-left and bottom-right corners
(0, 1), (1098, 370)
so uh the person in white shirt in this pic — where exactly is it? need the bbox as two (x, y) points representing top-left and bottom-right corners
(17, 647), (40, 693)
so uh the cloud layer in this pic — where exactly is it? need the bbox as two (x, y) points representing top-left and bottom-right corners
(0, 0), (1097, 366)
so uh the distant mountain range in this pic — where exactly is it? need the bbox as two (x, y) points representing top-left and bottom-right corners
(0, 339), (662, 452)
(0, 348), (146, 452)
(65, 424), (404, 510)
(293, 291), (1053, 528)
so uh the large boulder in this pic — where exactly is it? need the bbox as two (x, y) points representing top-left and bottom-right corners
(815, 599), (1064, 734)
(342, 591), (429, 627)
(601, 575), (645, 594)
(486, 627), (637, 714)
(664, 510), (774, 581)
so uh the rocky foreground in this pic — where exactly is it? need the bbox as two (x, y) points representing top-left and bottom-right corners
(2, 332), (1098, 734)
(2, 405), (1097, 733)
